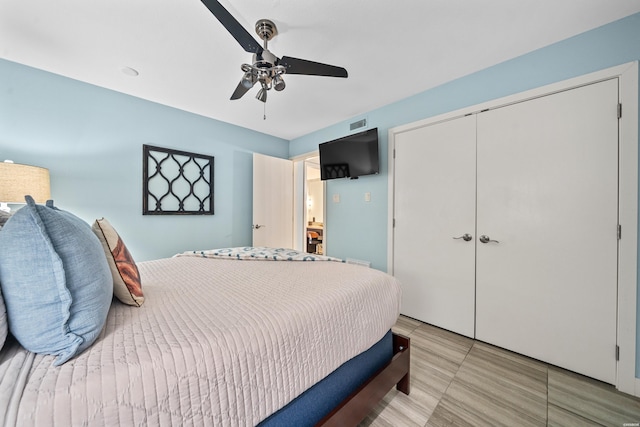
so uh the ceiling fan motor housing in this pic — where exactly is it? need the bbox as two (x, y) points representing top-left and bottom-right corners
(255, 19), (277, 42)
(253, 49), (277, 69)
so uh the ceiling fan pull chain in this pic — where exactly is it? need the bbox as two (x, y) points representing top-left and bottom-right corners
(263, 102), (267, 120)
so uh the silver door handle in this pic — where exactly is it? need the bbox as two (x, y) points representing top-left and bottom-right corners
(453, 233), (473, 242)
(253, 224), (266, 229)
(479, 235), (499, 244)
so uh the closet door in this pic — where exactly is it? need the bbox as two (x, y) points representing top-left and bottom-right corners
(475, 79), (619, 383)
(394, 116), (476, 337)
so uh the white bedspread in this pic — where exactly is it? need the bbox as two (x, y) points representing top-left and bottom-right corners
(0, 255), (401, 426)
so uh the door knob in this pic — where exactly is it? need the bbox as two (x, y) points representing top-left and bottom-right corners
(253, 224), (266, 229)
(453, 233), (473, 242)
(479, 235), (499, 244)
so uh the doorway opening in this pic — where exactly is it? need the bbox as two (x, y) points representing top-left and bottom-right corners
(304, 157), (324, 254)
(292, 153), (327, 254)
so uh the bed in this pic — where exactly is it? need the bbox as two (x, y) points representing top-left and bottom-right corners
(0, 198), (409, 427)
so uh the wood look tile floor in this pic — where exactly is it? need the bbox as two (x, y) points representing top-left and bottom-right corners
(360, 316), (640, 427)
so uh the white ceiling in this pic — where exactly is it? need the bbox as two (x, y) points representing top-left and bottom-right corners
(2, 1), (639, 141)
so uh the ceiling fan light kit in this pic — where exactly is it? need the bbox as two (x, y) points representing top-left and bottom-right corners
(200, 0), (348, 108)
(256, 86), (268, 103)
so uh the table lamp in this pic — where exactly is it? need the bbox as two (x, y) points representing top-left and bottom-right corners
(0, 160), (51, 213)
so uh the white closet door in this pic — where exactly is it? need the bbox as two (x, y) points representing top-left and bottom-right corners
(394, 116), (476, 337)
(476, 79), (619, 384)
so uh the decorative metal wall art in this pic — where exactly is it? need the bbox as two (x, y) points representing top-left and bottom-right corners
(143, 145), (214, 215)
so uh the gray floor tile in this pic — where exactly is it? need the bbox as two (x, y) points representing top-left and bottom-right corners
(364, 316), (640, 427)
(548, 365), (640, 426)
(428, 342), (547, 427)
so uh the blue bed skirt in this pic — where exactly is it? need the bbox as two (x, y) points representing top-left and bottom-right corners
(258, 330), (393, 427)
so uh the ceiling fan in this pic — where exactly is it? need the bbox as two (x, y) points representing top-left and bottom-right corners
(200, 0), (348, 104)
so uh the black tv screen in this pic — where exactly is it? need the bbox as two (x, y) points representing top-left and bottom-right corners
(319, 128), (379, 180)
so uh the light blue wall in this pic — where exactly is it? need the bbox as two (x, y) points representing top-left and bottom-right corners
(290, 12), (640, 374)
(291, 12), (640, 271)
(2, 11), (640, 375)
(0, 59), (289, 261)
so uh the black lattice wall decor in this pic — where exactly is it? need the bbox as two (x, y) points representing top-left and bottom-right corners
(143, 145), (214, 215)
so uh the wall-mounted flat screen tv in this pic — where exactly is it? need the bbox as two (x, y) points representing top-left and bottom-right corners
(319, 128), (379, 180)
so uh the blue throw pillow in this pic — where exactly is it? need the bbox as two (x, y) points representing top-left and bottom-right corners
(0, 196), (112, 365)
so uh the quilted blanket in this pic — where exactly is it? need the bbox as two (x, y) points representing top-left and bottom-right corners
(0, 254), (401, 426)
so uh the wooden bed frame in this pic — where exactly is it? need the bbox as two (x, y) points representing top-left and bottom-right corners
(317, 333), (411, 426)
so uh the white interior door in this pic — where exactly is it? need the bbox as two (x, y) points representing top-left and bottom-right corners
(475, 79), (619, 384)
(253, 153), (293, 248)
(393, 115), (477, 337)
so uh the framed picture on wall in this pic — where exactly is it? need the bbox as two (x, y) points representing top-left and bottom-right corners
(142, 144), (214, 215)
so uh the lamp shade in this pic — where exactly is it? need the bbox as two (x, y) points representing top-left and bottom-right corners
(0, 162), (51, 204)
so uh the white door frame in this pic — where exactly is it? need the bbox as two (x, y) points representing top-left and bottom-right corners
(387, 61), (639, 395)
(293, 159), (305, 251)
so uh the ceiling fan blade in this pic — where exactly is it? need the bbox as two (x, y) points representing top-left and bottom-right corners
(200, 0), (263, 54)
(230, 81), (251, 100)
(279, 56), (348, 78)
